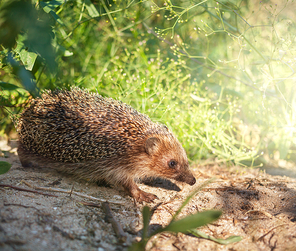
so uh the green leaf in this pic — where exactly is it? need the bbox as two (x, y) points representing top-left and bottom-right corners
(22, 12), (57, 72)
(64, 50), (73, 57)
(0, 161), (11, 175)
(15, 38), (38, 71)
(0, 0), (32, 48)
(39, 0), (64, 25)
(7, 52), (39, 97)
(0, 0), (57, 72)
(84, 0), (100, 17)
(0, 95), (9, 106)
(19, 50), (38, 71)
(0, 82), (21, 91)
(54, 43), (73, 57)
(39, 0), (64, 12)
(155, 210), (222, 235)
(189, 229), (242, 245)
(142, 206), (151, 240)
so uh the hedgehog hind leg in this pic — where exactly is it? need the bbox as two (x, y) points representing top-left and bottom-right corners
(17, 143), (33, 167)
(96, 179), (112, 187)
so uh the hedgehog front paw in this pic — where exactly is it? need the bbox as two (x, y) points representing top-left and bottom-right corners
(124, 182), (158, 203)
(135, 190), (158, 203)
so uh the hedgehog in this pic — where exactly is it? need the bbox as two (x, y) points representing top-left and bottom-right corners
(17, 87), (196, 202)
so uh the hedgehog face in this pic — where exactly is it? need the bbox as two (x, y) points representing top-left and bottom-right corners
(144, 136), (196, 186)
(165, 158), (196, 186)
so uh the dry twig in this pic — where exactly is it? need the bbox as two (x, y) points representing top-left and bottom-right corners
(22, 180), (124, 205)
(257, 224), (289, 241)
(245, 210), (273, 219)
(0, 184), (58, 197)
(52, 225), (75, 240)
(102, 201), (127, 243)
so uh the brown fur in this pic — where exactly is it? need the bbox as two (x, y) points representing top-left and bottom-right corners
(17, 88), (196, 202)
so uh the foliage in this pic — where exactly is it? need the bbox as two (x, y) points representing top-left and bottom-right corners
(129, 179), (241, 250)
(0, 0), (295, 165)
(0, 161), (11, 175)
(0, 82), (28, 135)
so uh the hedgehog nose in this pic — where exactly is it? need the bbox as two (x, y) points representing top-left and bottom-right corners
(189, 177), (196, 186)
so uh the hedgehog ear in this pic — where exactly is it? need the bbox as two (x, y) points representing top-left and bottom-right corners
(145, 137), (160, 156)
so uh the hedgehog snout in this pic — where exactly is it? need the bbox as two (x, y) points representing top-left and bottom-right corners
(182, 173), (196, 186)
(174, 172), (196, 186)
(187, 176), (196, 186)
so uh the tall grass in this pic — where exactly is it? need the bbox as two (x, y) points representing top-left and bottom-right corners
(1, 0), (295, 166)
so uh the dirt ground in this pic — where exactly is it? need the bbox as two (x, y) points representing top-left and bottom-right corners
(1, 139), (296, 251)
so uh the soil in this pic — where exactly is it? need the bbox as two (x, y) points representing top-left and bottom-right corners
(1, 139), (296, 251)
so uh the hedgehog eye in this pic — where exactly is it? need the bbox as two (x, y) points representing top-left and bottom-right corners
(168, 160), (177, 168)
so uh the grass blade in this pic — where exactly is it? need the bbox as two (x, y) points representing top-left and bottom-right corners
(189, 229), (242, 245)
(172, 178), (216, 221)
(142, 206), (151, 240)
(154, 210), (222, 235)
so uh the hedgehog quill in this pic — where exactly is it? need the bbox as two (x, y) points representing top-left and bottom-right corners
(17, 88), (196, 202)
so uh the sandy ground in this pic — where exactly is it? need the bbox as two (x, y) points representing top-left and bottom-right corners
(1, 139), (296, 251)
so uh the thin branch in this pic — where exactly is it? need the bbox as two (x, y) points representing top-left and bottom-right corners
(102, 201), (127, 243)
(4, 203), (40, 210)
(257, 224), (289, 241)
(0, 184), (58, 197)
(22, 180), (124, 205)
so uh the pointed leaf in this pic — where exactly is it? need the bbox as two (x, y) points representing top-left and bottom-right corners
(39, 0), (64, 25)
(15, 39), (38, 71)
(189, 229), (242, 245)
(0, 161), (11, 175)
(84, 0), (100, 17)
(154, 210), (222, 235)
(142, 206), (151, 240)
(7, 52), (39, 97)
(0, 82), (21, 91)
